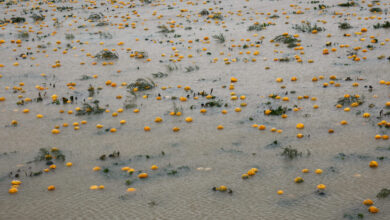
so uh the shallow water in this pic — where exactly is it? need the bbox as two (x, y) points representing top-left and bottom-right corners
(0, 0), (390, 219)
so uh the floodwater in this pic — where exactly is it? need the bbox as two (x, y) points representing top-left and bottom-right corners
(0, 0), (389, 219)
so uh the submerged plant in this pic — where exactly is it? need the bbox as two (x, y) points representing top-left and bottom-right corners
(157, 25), (175, 33)
(212, 33), (225, 43)
(76, 100), (106, 116)
(337, 96), (364, 106)
(127, 78), (156, 91)
(88, 13), (104, 21)
(373, 21), (390, 29)
(185, 65), (199, 72)
(35, 148), (65, 162)
(10, 17), (25, 23)
(166, 63), (178, 72)
(339, 22), (352, 29)
(18, 31), (29, 38)
(281, 147), (302, 159)
(370, 7), (382, 13)
(338, 1), (356, 7)
(376, 188), (390, 198)
(151, 72), (168, 78)
(265, 106), (287, 116)
(248, 23), (271, 31)
(199, 9), (209, 16)
(293, 22), (324, 33)
(31, 14), (45, 21)
(272, 35), (299, 48)
(95, 50), (118, 60)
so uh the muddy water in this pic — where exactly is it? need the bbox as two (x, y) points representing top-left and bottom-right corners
(0, 0), (390, 219)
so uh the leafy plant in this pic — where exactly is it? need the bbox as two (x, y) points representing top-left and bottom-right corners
(339, 22), (352, 29)
(377, 188), (390, 198)
(151, 72), (168, 78)
(369, 7), (382, 13)
(166, 64), (178, 72)
(338, 1), (356, 7)
(35, 148), (65, 162)
(281, 147), (302, 159)
(95, 50), (118, 60)
(88, 85), (95, 97)
(31, 14), (45, 21)
(65, 33), (74, 40)
(157, 25), (174, 33)
(212, 33), (225, 43)
(10, 17), (26, 23)
(18, 31), (29, 38)
(88, 13), (104, 21)
(199, 9), (209, 16)
(248, 23), (271, 31)
(337, 96), (364, 106)
(273, 35), (299, 48)
(185, 65), (199, 72)
(373, 21), (390, 29)
(127, 78), (156, 91)
(204, 100), (223, 107)
(76, 100), (106, 116)
(266, 106), (287, 116)
(293, 22), (324, 33)
(210, 13), (223, 20)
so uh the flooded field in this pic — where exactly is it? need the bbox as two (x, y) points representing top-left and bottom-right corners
(0, 0), (390, 219)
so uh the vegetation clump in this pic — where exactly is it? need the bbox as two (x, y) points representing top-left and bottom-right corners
(88, 13), (104, 21)
(373, 21), (390, 29)
(76, 100), (106, 116)
(248, 23), (271, 31)
(10, 17), (25, 23)
(185, 65), (199, 72)
(339, 22), (352, 29)
(369, 8), (382, 13)
(99, 151), (120, 160)
(199, 9), (209, 16)
(376, 188), (390, 198)
(212, 33), (225, 43)
(127, 78), (156, 91)
(338, 1), (356, 7)
(31, 14), (44, 21)
(35, 148), (65, 162)
(266, 106), (287, 116)
(293, 22), (324, 33)
(281, 147), (302, 159)
(210, 13), (223, 20)
(203, 99), (223, 107)
(95, 50), (118, 60)
(157, 25), (175, 33)
(337, 96), (364, 106)
(151, 72), (168, 78)
(272, 35), (299, 48)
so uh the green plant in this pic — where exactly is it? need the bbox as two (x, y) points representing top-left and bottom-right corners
(95, 50), (118, 60)
(157, 25), (174, 33)
(373, 21), (390, 29)
(212, 33), (225, 43)
(199, 9), (209, 16)
(248, 23), (271, 31)
(266, 106), (287, 116)
(281, 147), (302, 159)
(76, 100), (106, 116)
(377, 188), (390, 198)
(273, 35), (299, 48)
(293, 22), (324, 33)
(127, 78), (156, 91)
(339, 22), (352, 29)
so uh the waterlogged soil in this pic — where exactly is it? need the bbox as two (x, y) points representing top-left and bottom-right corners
(0, 0), (390, 219)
